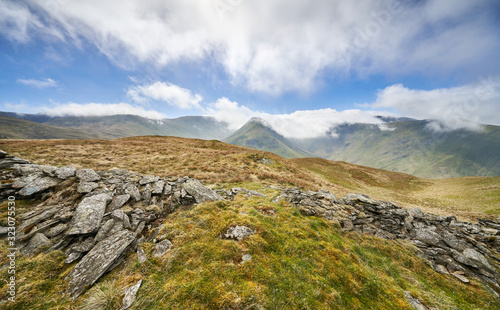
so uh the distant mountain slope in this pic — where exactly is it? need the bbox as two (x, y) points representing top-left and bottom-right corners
(224, 118), (312, 158)
(294, 120), (500, 178)
(0, 114), (97, 139)
(0, 112), (232, 140)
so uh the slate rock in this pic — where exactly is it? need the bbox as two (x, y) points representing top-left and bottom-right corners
(12, 174), (40, 189)
(137, 246), (147, 264)
(414, 228), (441, 245)
(222, 226), (255, 241)
(152, 180), (165, 195)
(76, 169), (101, 182)
(66, 193), (112, 235)
(404, 291), (427, 310)
(451, 271), (470, 283)
(121, 279), (142, 310)
(182, 179), (221, 203)
(22, 233), (51, 255)
(107, 194), (130, 212)
(19, 177), (60, 196)
(45, 223), (68, 238)
(0, 157), (30, 169)
(462, 248), (495, 272)
(55, 167), (76, 179)
(125, 183), (142, 202)
(66, 230), (136, 298)
(153, 239), (173, 257)
(139, 175), (159, 185)
(77, 182), (99, 194)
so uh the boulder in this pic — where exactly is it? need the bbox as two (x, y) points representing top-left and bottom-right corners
(18, 177), (60, 196)
(77, 182), (99, 194)
(125, 183), (142, 202)
(182, 179), (221, 203)
(107, 194), (130, 212)
(76, 169), (101, 182)
(22, 233), (51, 255)
(153, 239), (173, 257)
(66, 193), (112, 235)
(66, 230), (136, 298)
(414, 228), (441, 246)
(55, 167), (76, 179)
(462, 248), (495, 272)
(222, 226), (255, 241)
(121, 279), (142, 310)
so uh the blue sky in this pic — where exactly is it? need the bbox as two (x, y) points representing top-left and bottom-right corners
(1, 0), (500, 137)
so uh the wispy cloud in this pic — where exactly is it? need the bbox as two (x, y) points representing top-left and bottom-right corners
(127, 81), (202, 109)
(17, 78), (58, 88)
(207, 97), (391, 139)
(41, 102), (167, 119)
(6, 0), (498, 94)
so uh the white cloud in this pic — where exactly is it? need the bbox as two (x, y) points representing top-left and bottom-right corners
(4, 0), (496, 94)
(40, 102), (167, 119)
(4, 102), (28, 112)
(207, 97), (391, 139)
(372, 77), (500, 130)
(17, 78), (58, 88)
(127, 81), (202, 109)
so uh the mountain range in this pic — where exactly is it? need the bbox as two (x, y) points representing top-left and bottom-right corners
(1, 111), (499, 178)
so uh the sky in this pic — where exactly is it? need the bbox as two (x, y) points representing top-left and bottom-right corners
(1, 0), (500, 138)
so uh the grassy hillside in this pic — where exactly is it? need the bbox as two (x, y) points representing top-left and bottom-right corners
(1, 136), (499, 221)
(1, 136), (500, 309)
(306, 121), (500, 178)
(0, 115), (97, 139)
(224, 119), (311, 159)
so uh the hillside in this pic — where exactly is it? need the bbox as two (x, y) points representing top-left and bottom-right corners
(224, 118), (311, 159)
(293, 120), (500, 178)
(1, 138), (500, 309)
(0, 114), (97, 139)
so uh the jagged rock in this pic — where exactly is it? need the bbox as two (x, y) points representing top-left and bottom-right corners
(94, 219), (115, 242)
(404, 291), (427, 310)
(141, 184), (153, 203)
(137, 246), (147, 263)
(451, 271), (470, 283)
(77, 182), (99, 194)
(182, 179), (221, 203)
(18, 207), (59, 231)
(121, 279), (142, 310)
(139, 175), (159, 185)
(107, 194), (130, 212)
(66, 193), (112, 235)
(0, 156), (31, 169)
(414, 228), (441, 246)
(55, 167), (76, 179)
(71, 237), (95, 253)
(12, 174), (40, 189)
(112, 209), (132, 229)
(18, 177), (60, 196)
(241, 254), (252, 264)
(153, 239), (173, 257)
(163, 184), (172, 196)
(45, 223), (68, 238)
(0, 150), (7, 158)
(463, 248), (495, 272)
(22, 233), (51, 255)
(222, 226), (255, 241)
(152, 180), (165, 194)
(76, 169), (101, 182)
(66, 230), (136, 298)
(65, 252), (82, 264)
(434, 264), (449, 274)
(125, 183), (142, 201)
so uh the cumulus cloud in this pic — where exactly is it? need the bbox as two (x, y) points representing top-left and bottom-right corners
(40, 102), (167, 119)
(4, 0), (498, 94)
(207, 97), (391, 139)
(372, 76), (500, 130)
(17, 78), (58, 88)
(127, 81), (203, 109)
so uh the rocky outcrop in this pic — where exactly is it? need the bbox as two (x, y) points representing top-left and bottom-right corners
(0, 151), (224, 298)
(276, 187), (500, 295)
